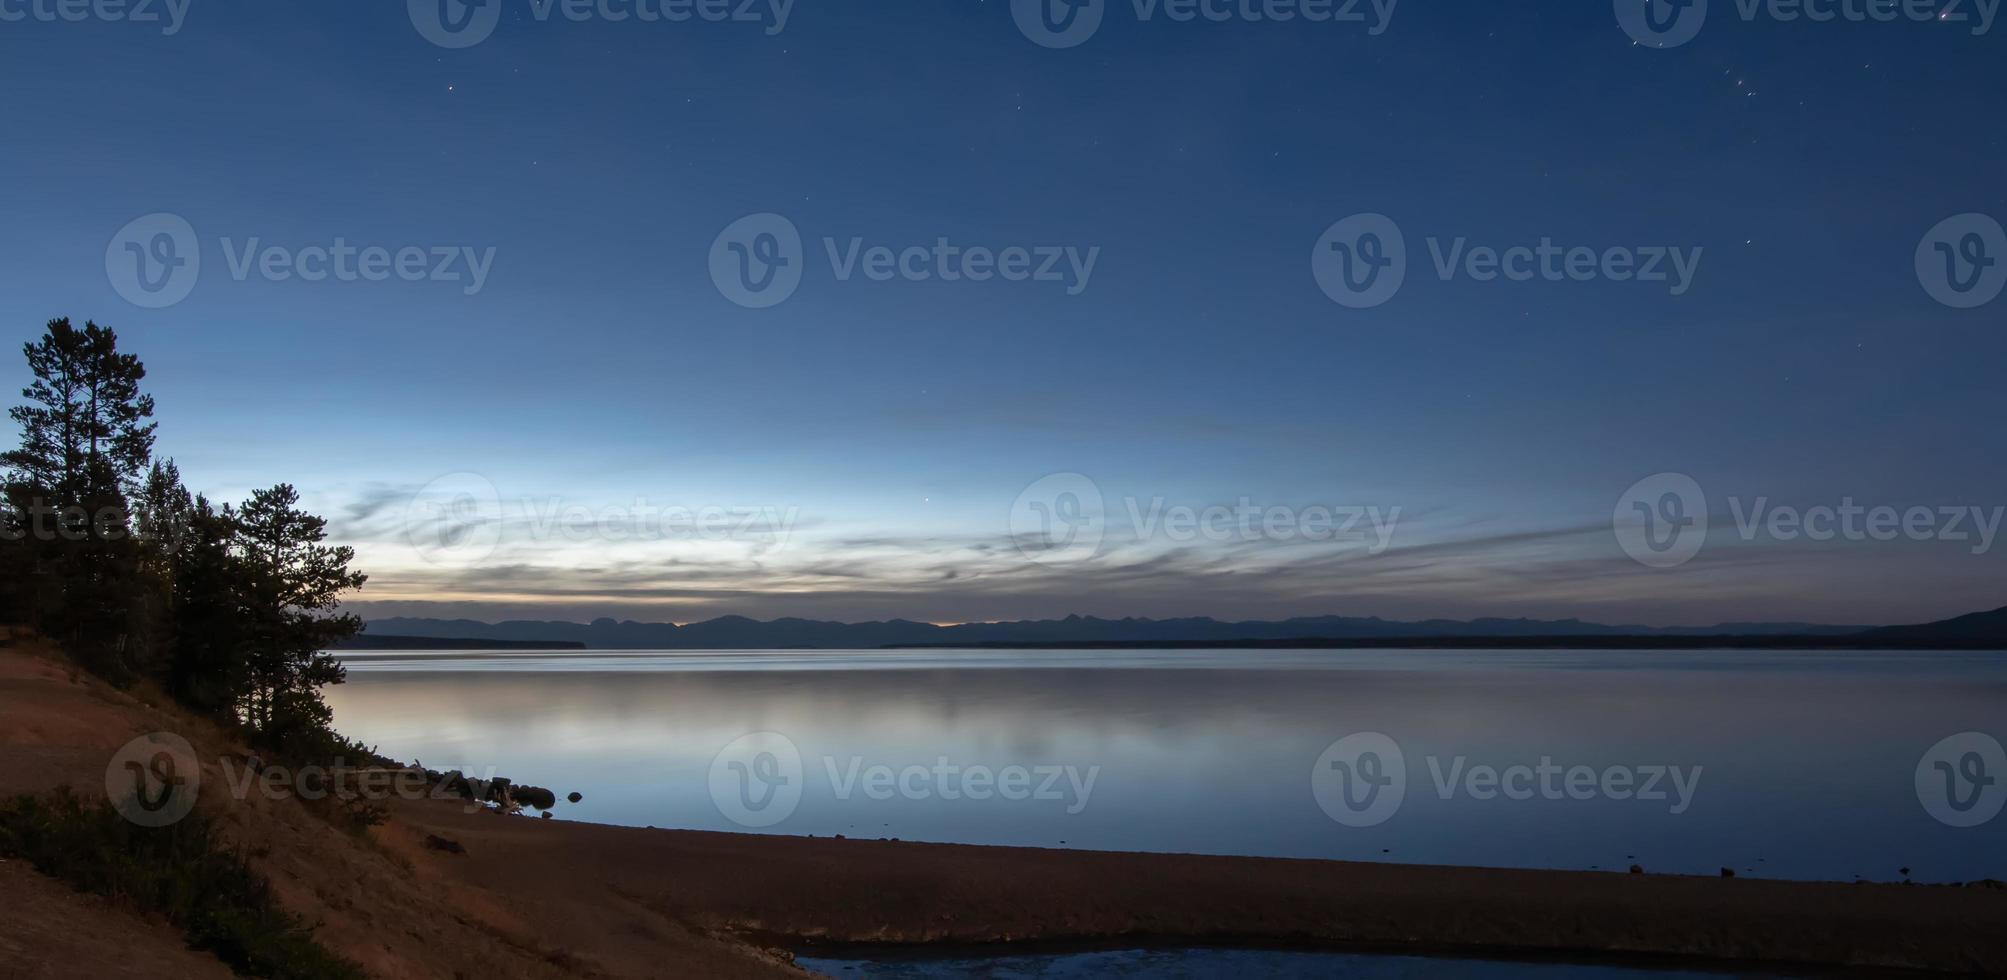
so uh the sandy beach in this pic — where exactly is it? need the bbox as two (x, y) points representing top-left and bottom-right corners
(387, 799), (2007, 975)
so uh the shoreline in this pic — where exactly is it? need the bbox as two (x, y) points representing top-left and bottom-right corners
(391, 799), (2007, 975)
(883, 637), (2007, 651)
(785, 936), (1871, 976)
(339, 637), (2007, 652)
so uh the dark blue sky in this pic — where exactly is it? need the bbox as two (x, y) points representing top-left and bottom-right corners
(2, 1), (2003, 626)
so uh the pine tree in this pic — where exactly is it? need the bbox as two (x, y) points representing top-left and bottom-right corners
(3, 318), (156, 503)
(166, 495), (252, 718)
(1, 319), (157, 677)
(234, 484), (366, 745)
(136, 459), (194, 563)
(133, 459), (213, 694)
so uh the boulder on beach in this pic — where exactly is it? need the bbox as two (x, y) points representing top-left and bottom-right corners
(512, 785), (558, 810)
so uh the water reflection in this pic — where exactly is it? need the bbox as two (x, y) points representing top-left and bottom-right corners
(796, 947), (1786, 979)
(326, 648), (2007, 882)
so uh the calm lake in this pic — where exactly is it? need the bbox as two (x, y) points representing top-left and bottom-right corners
(326, 648), (2007, 883)
(795, 947), (1781, 979)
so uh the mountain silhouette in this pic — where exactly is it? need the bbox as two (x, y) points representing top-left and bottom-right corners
(361, 612), (1874, 650)
(1856, 605), (2007, 643)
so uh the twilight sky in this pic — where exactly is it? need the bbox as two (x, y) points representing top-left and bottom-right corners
(2, 1), (2003, 627)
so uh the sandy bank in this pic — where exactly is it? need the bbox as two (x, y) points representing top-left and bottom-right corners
(394, 799), (2007, 975)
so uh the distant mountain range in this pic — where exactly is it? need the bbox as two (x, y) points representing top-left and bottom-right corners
(1856, 605), (2007, 643)
(357, 611), (1908, 651)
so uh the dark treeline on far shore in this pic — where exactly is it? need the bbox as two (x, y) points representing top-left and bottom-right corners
(0, 317), (368, 758)
(335, 634), (587, 651)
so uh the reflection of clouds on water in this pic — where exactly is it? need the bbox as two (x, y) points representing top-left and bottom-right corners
(327, 652), (2007, 882)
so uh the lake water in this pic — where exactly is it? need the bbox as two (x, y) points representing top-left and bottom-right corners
(326, 648), (2007, 883)
(795, 947), (1783, 978)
